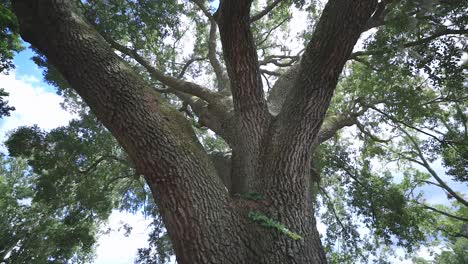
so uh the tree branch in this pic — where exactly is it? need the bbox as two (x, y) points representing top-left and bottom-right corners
(216, 0), (270, 193)
(316, 114), (358, 143)
(415, 201), (468, 222)
(258, 0), (379, 207)
(256, 16), (290, 47)
(177, 57), (206, 79)
(318, 185), (351, 237)
(208, 19), (230, 91)
(277, 0), (378, 131)
(260, 68), (282, 77)
(367, 105), (448, 146)
(363, 0), (396, 31)
(259, 53), (301, 66)
(78, 155), (128, 174)
(192, 0), (230, 92)
(97, 27), (223, 105)
(404, 28), (468, 47)
(250, 0), (284, 23)
(350, 28), (468, 59)
(381, 119), (468, 207)
(191, 0), (214, 19)
(173, 90), (236, 145)
(404, 130), (468, 207)
(356, 121), (391, 143)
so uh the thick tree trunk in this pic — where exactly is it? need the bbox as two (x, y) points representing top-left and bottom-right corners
(12, 0), (377, 263)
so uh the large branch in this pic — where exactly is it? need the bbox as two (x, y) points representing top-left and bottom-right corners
(11, 2), (245, 263)
(258, 0), (378, 202)
(216, 0), (269, 122)
(278, 0), (378, 131)
(216, 0), (270, 194)
(316, 114), (359, 143)
(99, 32), (223, 105)
(174, 90), (236, 145)
(99, 31), (235, 141)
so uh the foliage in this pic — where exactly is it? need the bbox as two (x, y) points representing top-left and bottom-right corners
(3, 113), (161, 263)
(0, 88), (14, 117)
(434, 238), (468, 264)
(0, 0), (23, 74)
(0, 1), (19, 118)
(134, 209), (173, 264)
(248, 211), (303, 241)
(0, 156), (96, 263)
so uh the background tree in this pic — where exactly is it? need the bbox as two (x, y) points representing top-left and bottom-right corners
(0, 156), (96, 263)
(1, 0), (466, 263)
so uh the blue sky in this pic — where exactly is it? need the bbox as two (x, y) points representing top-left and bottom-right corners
(12, 46), (55, 93)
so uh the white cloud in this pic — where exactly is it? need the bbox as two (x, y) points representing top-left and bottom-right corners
(0, 71), (75, 145)
(94, 211), (152, 264)
(18, 74), (40, 84)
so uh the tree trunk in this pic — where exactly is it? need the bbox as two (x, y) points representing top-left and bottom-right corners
(12, 0), (377, 263)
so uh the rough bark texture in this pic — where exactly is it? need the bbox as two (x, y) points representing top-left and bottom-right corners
(12, 0), (378, 263)
(216, 0), (271, 194)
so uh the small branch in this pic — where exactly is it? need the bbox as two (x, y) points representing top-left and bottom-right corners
(367, 105), (447, 145)
(393, 123), (468, 207)
(318, 185), (350, 237)
(250, 0), (284, 23)
(191, 0), (213, 19)
(78, 155), (128, 174)
(415, 201), (468, 222)
(260, 68), (282, 77)
(337, 158), (379, 225)
(177, 57), (206, 79)
(103, 173), (136, 192)
(437, 226), (468, 240)
(257, 16), (290, 47)
(404, 28), (468, 48)
(259, 53), (301, 67)
(350, 28), (468, 59)
(419, 180), (444, 189)
(208, 19), (230, 91)
(356, 121), (391, 143)
(363, 0), (396, 31)
(261, 72), (272, 92)
(351, 56), (378, 71)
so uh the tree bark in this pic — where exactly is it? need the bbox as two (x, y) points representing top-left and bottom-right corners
(12, 0), (378, 263)
(216, 0), (271, 194)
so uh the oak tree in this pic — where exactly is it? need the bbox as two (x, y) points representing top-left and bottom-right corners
(4, 0), (467, 263)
